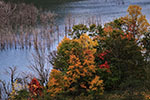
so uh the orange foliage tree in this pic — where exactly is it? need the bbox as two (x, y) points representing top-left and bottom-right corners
(47, 69), (65, 97)
(48, 34), (104, 98)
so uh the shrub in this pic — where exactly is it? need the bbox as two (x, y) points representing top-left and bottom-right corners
(14, 89), (29, 100)
(28, 78), (43, 97)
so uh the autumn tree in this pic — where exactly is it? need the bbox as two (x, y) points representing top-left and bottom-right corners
(47, 69), (65, 97)
(95, 23), (145, 90)
(121, 5), (149, 38)
(48, 34), (104, 99)
(104, 5), (149, 41)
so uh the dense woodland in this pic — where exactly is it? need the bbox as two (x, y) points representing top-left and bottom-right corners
(0, 0), (150, 100)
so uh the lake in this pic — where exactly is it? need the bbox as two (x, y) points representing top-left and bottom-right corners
(0, 0), (150, 81)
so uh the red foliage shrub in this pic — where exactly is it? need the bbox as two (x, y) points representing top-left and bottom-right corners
(28, 78), (43, 96)
(97, 50), (111, 73)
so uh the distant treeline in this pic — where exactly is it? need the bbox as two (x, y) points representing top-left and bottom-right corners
(4, 0), (82, 9)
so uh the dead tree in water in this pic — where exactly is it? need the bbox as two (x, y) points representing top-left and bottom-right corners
(29, 36), (50, 86)
(0, 80), (10, 99)
(0, 66), (17, 99)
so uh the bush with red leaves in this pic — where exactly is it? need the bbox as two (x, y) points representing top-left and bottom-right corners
(28, 78), (43, 97)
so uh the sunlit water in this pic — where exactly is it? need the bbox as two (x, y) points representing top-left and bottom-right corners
(0, 0), (150, 82)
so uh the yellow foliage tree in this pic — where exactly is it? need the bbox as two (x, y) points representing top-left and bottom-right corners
(122, 5), (149, 38)
(48, 34), (103, 97)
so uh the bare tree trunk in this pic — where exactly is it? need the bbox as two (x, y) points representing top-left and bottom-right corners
(8, 67), (17, 92)
(0, 80), (10, 98)
(29, 36), (50, 86)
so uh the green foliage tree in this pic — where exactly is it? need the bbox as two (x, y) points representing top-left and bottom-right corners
(69, 24), (88, 39)
(96, 25), (145, 90)
(142, 32), (150, 61)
